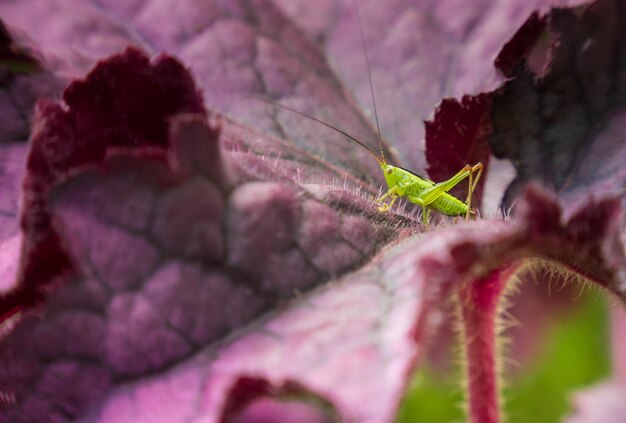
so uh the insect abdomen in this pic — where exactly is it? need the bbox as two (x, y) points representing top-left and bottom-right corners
(430, 193), (469, 216)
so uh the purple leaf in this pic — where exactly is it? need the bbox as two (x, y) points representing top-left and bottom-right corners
(0, 47), (204, 321)
(2, 98), (624, 421)
(0, 53), (403, 420)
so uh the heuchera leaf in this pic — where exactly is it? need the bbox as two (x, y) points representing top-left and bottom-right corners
(0, 0), (625, 422)
(0, 48), (405, 421)
(4, 164), (621, 422)
(0, 47), (205, 321)
(489, 0), (626, 208)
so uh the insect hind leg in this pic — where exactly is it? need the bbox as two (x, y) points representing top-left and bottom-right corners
(464, 163), (484, 220)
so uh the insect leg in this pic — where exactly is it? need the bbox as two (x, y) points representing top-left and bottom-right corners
(379, 194), (399, 212)
(376, 186), (399, 211)
(417, 163), (484, 208)
(407, 196), (430, 226)
(417, 166), (473, 206)
(464, 163), (484, 220)
(375, 187), (393, 204)
(396, 162), (484, 225)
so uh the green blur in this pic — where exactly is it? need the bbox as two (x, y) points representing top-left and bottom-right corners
(396, 294), (610, 423)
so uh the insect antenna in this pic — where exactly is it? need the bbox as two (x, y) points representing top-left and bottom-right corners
(259, 98), (384, 164)
(354, 0), (386, 164)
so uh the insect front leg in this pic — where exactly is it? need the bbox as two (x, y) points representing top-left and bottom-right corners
(376, 186), (399, 212)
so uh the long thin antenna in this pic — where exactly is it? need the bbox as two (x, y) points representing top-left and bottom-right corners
(261, 98), (383, 163)
(354, 0), (385, 163)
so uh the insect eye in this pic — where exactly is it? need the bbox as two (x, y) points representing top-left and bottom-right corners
(386, 168), (393, 175)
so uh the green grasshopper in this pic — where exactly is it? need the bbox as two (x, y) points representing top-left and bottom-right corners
(269, 102), (483, 226)
(374, 152), (483, 225)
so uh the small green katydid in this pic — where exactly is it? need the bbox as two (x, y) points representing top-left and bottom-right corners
(374, 153), (483, 225)
(268, 102), (483, 226)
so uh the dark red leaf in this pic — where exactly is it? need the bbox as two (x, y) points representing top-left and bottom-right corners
(0, 47), (205, 322)
(221, 377), (337, 423)
(494, 12), (548, 77)
(424, 94), (493, 206)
